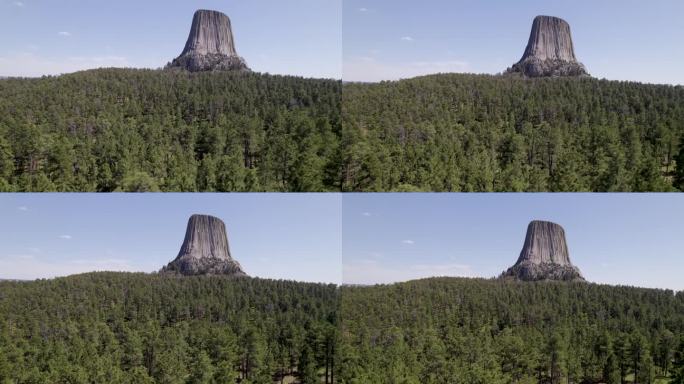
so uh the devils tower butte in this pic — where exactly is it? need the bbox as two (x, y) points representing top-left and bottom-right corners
(501, 220), (585, 281)
(506, 16), (589, 77)
(162, 214), (246, 276)
(167, 10), (250, 72)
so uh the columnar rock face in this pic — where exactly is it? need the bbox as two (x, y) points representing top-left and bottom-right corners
(167, 9), (250, 72)
(506, 16), (589, 77)
(162, 214), (247, 276)
(501, 220), (585, 281)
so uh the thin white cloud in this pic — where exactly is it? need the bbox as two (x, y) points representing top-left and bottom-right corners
(0, 52), (130, 77)
(17, 206), (28, 211)
(59, 235), (72, 240)
(368, 251), (383, 259)
(13, 1), (24, 7)
(359, 7), (368, 12)
(68, 55), (128, 63)
(240, 251), (342, 285)
(0, 255), (137, 280)
(58, 31), (72, 37)
(6, 254), (34, 260)
(344, 260), (473, 285)
(400, 36), (415, 42)
(401, 239), (415, 245)
(69, 258), (129, 266)
(362, 212), (371, 217)
(344, 56), (470, 82)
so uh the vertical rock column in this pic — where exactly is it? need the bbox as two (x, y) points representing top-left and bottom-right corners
(506, 15), (589, 77)
(162, 214), (246, 276)
(167, 9), (250, 72)
(501, 220), (585, 281)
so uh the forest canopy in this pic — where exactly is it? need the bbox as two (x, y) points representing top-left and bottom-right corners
(342, 74), (684, 192)
(338, 277), (684, 384)
(1, 274), (683, 383)
(2, 71), (684, 191)
(0, 273), (338, 384)
(0, 69), (341, 192)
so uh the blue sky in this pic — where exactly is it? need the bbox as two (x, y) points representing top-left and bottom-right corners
(0, 0), (341, 78)
(0, 194), (342, 283)
(344, 0), (684, 84)
(3, 193), (683, 291)
(343, 194), (684, 291)
(3, 1), (681, 84)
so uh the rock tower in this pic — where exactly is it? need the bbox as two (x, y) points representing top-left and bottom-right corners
(167, 9), (250, 72)
(162, 214), (246, 276)
(506, 16), (589, 77)
(501, 220), (585, 281)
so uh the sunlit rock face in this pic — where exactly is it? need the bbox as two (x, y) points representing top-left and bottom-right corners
(501, 220), (585, 281)
(167, 10), (250, 72)
(162, 214), (246, 276)
(506, 16), (589, 78)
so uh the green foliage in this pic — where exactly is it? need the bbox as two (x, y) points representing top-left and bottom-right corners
(117, 171), (161, 192)
(0, 267), (681, 384)
(674, 141), (684, 190)
(672, 336), (684, 384)
(188, 349), (214, 384)
(338, 278), (684, 383)
(0, 69), (341, 192)
(343, 74), (684, 191)
(3, 71), (683, 191)
(0, 273), (337, 383)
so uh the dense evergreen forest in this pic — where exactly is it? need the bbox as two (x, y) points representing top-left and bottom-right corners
(0, 273), (338, 383)
(3, 70), (684, 191)
(0, 69), (341, 192)
(338, 278), (684, 384)
(2, 273), (684, 383)
(342, 74), (684, 191)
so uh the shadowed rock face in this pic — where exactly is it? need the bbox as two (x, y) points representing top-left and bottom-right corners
(167, 9), (249, 72)
(162, 214), (246, 276)
(506, 16), (589, 78)
(501, 220), (585, 281)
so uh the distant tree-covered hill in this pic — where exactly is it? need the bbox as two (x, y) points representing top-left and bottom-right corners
(342, 74), (684, 192)
(0, 69), (341, 192)
(338, 277), (684, 384)
(2, 273), (683, 383)
(3, 71), (683, 192)
(0, 273), (337, 383)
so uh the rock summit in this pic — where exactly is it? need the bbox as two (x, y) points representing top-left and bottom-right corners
(167, 9), (250, 72)
(162, 214), (246, 276)
(506, 15), (589, 77)
(501, 220), (585, 281)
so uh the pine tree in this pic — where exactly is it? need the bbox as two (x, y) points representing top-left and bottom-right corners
(214, 361), (238, 384)
(0, 347), (10, 384)
(615, 333), (630, 384)
(299, 343), (319, 384)
(630, 333), (647, 382)
(637, 348), (655, 384)
(658, 330), (676, 377)
(547, 331), (567, 384)
(125, 366), (154, 384)
(671, 336), (684, 384)
(498, 328), (530, 382)
(188, 350), (215, 384)
(674, 140), (684, 190)
(605, 351), (621, 384)
(121, 327), (144, 371)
